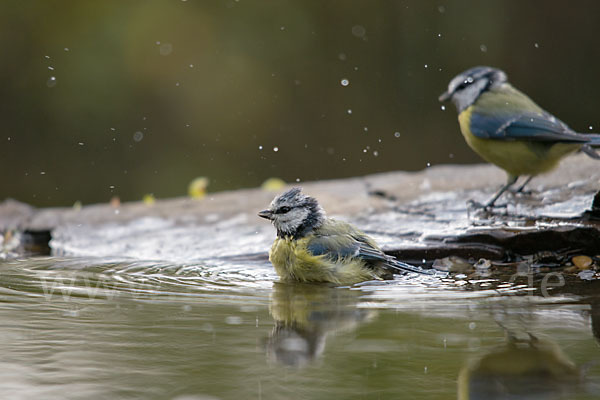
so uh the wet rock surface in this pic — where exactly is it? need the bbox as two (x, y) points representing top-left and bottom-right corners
(1, 154), (599, 271)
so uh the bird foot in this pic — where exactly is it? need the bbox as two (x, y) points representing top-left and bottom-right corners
(467, 199), (487, 209)
(466, 200), (509, 220)
(467, 199), (507, 210)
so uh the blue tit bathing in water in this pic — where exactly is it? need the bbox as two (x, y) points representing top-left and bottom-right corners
(258, 187), (429, 284)
(439, 66), (600, 208)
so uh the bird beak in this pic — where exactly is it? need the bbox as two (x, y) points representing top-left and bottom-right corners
(438, 90), (451, 102)
(258, 209), (273, 220)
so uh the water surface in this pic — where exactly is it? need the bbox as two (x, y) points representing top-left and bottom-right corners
(1, 257), (599, 399)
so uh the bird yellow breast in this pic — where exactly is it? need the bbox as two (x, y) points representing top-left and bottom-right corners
(458, 106), (580, 177)
(269, 237), (375, 284)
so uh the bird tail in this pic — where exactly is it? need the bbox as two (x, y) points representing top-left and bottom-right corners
(386, 257), (436, 275)
(576, 133), (600, 159)
(581, 133), (600, 145)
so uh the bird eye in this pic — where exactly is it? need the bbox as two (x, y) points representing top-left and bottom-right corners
(456, 77), (474, 91)
(278, 206), (291, 214)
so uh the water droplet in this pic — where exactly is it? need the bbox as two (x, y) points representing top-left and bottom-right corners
(338, 53), (347, 61)
(441, 105), (446, 111)
(44, 55), (50, 59)
(340, 78), (349, 86)
(110, 127), (116, 131)
(64, 47), (69, 52)
(78, 142), (84, 146)
(133, 131), (144, 142)
(159, 43), (173, 56)
(175, 82), (180, 86)
(589, 125), (593, 130)
(449, 153), (454, 159)
(351, 25), (366, 38)
(189, 64), (194, 68)
(273, 146), (279, 152)
(48, 66), (54, 70)
(373, 151), (379, 157)
(480, 44), (487, 52)
(363, 127), (368, 132)
(258, 145), (263, 150)
(426, 162), (431, 167)
(363, 149), (367, 153)
(534, 42), (539, 48)
(347, 109), (352, 114)
(394, 132), (401, 138)
(40, 171), (46, 175)
(46, 76), (57, 87)
(469, 322), (476, 330)
(295, 178), (300, 182)
(424, 64), (428, 69)
(280, 26), (285, 31)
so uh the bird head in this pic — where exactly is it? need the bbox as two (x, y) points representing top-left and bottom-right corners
(439, 66), (507, 112)
(258, 187), (325, 238)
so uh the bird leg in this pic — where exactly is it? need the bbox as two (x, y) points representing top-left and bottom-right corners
(513, 175), (534, 194)
(483, 175), (519, 208)
(582, 144), (600, 160)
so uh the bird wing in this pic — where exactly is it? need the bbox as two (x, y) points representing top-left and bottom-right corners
(306, 222), (430, 274)
(469, 110), (592, 143)
(305, 232), (364, 260)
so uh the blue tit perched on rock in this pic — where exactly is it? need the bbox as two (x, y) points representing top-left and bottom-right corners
(258, 187), (429, 284)
(439, 66), (600, 208)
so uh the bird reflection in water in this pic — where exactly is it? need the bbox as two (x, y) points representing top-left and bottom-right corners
(265, 282), (374, 367)
(458, 331), (584, 400)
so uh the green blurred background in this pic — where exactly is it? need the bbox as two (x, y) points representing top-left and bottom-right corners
(2, 0), (600, 207)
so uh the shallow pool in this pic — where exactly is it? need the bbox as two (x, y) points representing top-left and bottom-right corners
(1, 257), (599, 399)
